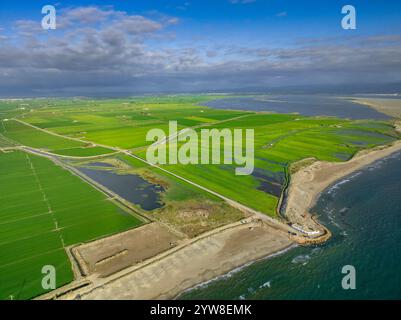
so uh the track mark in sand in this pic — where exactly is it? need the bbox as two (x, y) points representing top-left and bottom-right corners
(25, 153), (66, 248)
(95, 250), (128, 267)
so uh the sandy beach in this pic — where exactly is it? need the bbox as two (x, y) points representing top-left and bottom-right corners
(284, 139), (401, 235)
(58, 219), (292, 300)
(350, 97), (401, 118)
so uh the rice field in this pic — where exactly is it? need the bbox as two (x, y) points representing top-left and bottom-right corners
(0, 120), (114, 156)
(2, 98), (398, 217)
(1, 120), (84, 150)
(0, 150), (142, 299)
(136, 113), (398, 215)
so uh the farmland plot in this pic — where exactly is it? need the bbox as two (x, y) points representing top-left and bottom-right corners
(0, 151), (142, 299)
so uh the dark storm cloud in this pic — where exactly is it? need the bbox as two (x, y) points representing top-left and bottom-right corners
(1, 6), (401, 96)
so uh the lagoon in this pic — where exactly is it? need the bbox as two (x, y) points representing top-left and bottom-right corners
(203, 95), (391, 120)
(78, 167), (164, 211)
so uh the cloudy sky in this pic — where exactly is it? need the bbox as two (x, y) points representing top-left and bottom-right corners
(0, 0), (401, 96)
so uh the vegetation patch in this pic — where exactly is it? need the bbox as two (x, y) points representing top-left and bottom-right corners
(0, 150), (142, 299)
(151, 200), (245, 238)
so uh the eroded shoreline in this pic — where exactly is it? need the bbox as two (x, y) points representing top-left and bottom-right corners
(284, 139), (401, 240)
(57, 219), (293, 300)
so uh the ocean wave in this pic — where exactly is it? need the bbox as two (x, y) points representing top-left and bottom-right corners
(311, 247), (322, 255)
(291, 254), (311, 264)
(247, 287), (256, 294)
(327, 172), (362, 195)
(178, 244), (297, 297)
(364, 151), (401, 171)
(259, 281), (271, 289)
(326, 208), (342, 228)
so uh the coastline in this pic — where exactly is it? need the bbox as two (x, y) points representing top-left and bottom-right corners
(175, 243), (298, 300)
(59, 219), (293, 300)
(284, 139), (401, 238)
(349, 97), (401, 118)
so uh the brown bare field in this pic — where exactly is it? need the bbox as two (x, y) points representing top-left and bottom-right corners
(69, 220), (292, 300)
(73, 223), (183, 278)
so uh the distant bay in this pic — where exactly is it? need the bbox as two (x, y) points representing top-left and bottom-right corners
(202, 95), (391, 120)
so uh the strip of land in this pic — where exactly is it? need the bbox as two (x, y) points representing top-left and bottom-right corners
(349, 97), (401, 118)
(285, 139), (401, 237)
(58, 219), (293, 300)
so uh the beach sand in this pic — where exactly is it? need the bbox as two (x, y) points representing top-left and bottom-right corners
(285, 140), (401, 233)
(60, 219), (292, 300)
(350, 97), (401, 118)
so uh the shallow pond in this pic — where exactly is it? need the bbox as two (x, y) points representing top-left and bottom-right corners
(78, 167), (164, 211)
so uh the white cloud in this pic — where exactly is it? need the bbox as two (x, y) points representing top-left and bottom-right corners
(1, 6), (401, 96)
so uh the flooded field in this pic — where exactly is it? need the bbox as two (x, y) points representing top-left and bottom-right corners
(251, 169), (285, 197)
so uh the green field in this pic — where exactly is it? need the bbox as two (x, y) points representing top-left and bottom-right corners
(136, 113), (398, 215)
(1, 120), (84, 150)
(0, 150), (142, 299)
(0, 120), (114, 157)
(1, 97), (398, 217)
(7, 97), (248, 150)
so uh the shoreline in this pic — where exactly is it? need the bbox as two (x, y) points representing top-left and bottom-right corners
(174, 242), (298, 299)
(58, 219), (293, 300)
(348, 97), (401, 118)
(284, 139), (401, 238)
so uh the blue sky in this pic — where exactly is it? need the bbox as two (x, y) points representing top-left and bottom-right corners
(0, 0), (401, 96)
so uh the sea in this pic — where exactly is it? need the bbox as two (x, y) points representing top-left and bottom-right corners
(202, 95), (390, 120)
(179, 151), (401, 300)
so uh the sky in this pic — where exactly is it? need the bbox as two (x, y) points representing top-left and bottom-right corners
(0, 0), (401, 96)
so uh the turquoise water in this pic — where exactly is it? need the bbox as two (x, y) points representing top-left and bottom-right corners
(180, 151), (401, 300)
